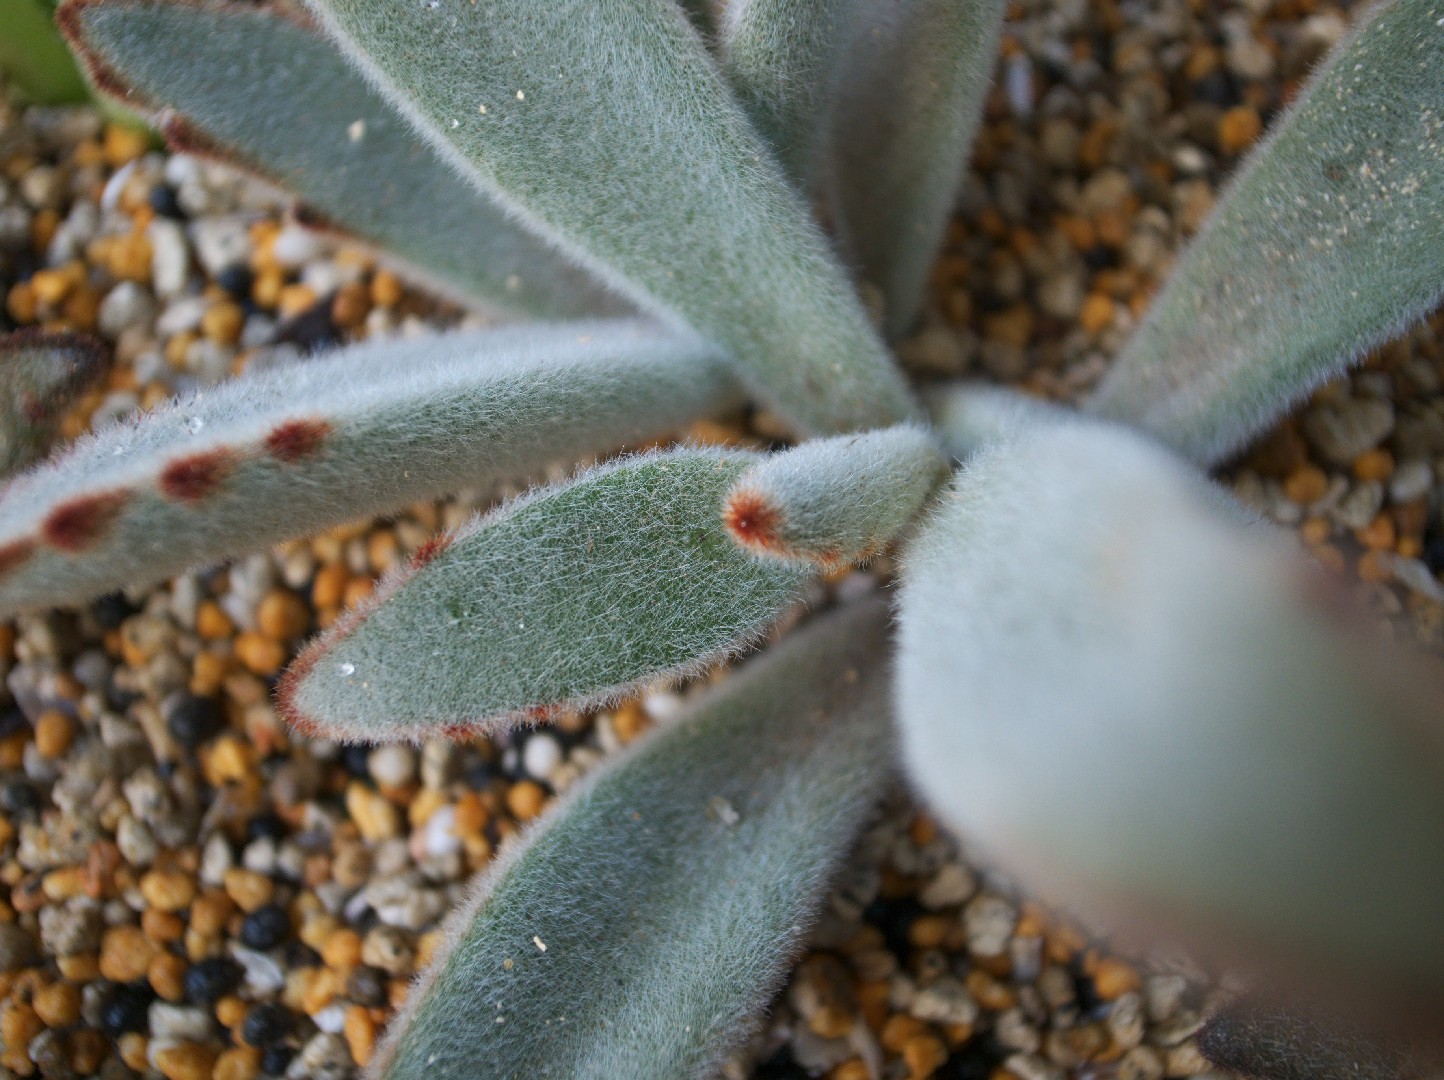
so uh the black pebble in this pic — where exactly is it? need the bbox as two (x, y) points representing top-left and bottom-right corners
(862, 895), (924, 960)
(215, 263), (253, 299)
(341, 744), (372, 777)
(92, 591), (137, 630)
(1422, 531), (1444, 575)
(185, 956), (244, 1004)
(275, 300), (338, 353)
(100, 983), (156, 1037)
(0, 778), (41, 816)
(241, 1001), (297, 1047)
(1193, 70), (1239, 109)
(283, 940), (321, 969)
(165, 693), (226, 748)
(247, 811), (289, 843)
(147, 183), (184, 219)
(345, 964), (388, 1007)
(753, 1047), (809, 1080)
(240, 904), (292, 951)
(259, 1043), (296, 1076)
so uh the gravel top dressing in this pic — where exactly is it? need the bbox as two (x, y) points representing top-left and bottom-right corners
(1, 1), (1441, 1078)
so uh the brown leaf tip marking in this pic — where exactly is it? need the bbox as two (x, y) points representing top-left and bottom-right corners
(54, 0), (153, 107)
(408, 535), (452, 571)
(265, 418), (331, 463)
(722, 487), (786, 554)
(43, 491), (128, 552)
(0, 539), (35, 579)
(160, 449), (234, 502)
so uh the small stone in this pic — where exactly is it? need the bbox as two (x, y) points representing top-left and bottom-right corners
(223, 867), (276, 913)
(360, 926), (413, 975)
(241, 1002), (296, 1048)
(1217, 105), (1262, 154)
(183, 957), (244, 1005)
(522, 734), (562, 781)
(1304, 397), (1395, 465)
(97, 281), (157, 338)
(910, 976), (978, 1027)
(99, 983), (155, 1037)
(963, 892), (1016, 957)
(100, 924), (160, 983)
(271, 225), (323, 268)
(32, 981), (82, 1028)
(154, 1041), (219, 1080)
(39, 902), (101, 957)
(0, 923), (39, 970)
(368, 744), (416, 788)
(190, 216), (251, 277)
(288, 1032), (352, 1080)
(506, 779), (546, 821)
(148, 218), (190, 297)
(140, 868), (197, 913)
(345, 782), (401, 841)
(1225, 34), (1275, 80)
(1390, 459), (1432, 504)
(239, 904), (291, 951)
(165, 694), (225, 748)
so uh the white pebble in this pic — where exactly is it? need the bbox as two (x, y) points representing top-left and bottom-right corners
(369, 744), (417, 787)
(272, 223), (323, 268)
(522, 733), (562, 781)
(148, 218), (191, 297)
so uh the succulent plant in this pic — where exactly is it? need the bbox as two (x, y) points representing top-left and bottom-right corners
(12, 0), (1444, 1074)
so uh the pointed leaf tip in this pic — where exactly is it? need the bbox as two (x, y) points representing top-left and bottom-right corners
(1089, 0), (1444, 463)
(369, 598), (896, 1080)
(723, 425), (948, 567)
(281, 448), (816, 741)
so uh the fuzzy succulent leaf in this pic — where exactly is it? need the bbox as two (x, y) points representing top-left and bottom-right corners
(0, 329), (106, 477)
(896, 419), (1444, 996)
(923, 381), (1073, 461)
(304, 0), (918, 435)
(1088, 0), (1444, 464)
(723, 424), (947, 567)
(1198, 1000), (1409, 1080)
(369, 597), (896, 1080)
(719, 0), (851, 182)
(821, 0), (1005, 339)
(58, 0), (624, 320)
(280, 448), (815, 741)
(0, 320), (740, 614)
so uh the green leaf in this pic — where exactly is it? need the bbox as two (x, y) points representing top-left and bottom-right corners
(58, 0), (624, 320)
(1198, 1000), (1409, 1080)
(304, 0), (918, 435)
(923, 380), (1071, 461)
(0, 320), (740, 614)
(279, 448), (814, 741)
(896, 419), (1444, 996)
(371, 598), (896, 1080)
(0, 0), (90, 104)
(1088, 0), (1444, 464)
(820, 0), (1005, 339)
(719, 0), (853, 182)
(0, 329), (107, 477)
(722, 424), (947, 567)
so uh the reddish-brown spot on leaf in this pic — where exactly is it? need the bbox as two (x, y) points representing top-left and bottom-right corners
(160, 449), (234, 502)
(0, 539), (34, 578)
(722, 487), (786, 554)
(265, 418), (331, 463)
(42, 491), (127, 551)
(409, 535), (452, 570)
(440, 723), (481, 742)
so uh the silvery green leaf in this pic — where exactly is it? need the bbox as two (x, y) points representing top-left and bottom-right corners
(60, 0), (623, 318)
(370, 598), (895, 1080)
(1089, 0), (1444, 463)
(280, 448), (814, 740)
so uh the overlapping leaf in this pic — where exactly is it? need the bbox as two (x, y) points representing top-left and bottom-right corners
(0, 320), (740, 613)
(369, 598), (895, 1080)
(304, 0), (917, 434)
(1089, 0), (1444, 463)
(60, 0), (624, 318)
(280, 448), (815, 740)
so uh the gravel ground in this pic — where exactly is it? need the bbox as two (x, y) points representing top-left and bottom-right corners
(2, 0), (1442, 1078)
